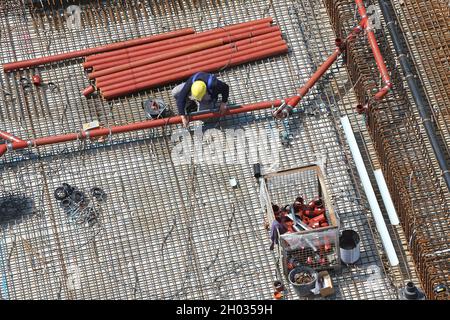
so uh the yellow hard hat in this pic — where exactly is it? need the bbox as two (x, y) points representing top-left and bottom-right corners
(191, 80), (207, 101)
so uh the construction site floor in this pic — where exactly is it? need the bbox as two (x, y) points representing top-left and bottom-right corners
(0, 0), (419, 299)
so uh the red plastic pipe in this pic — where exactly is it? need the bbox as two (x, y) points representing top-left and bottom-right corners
(97, 38), (282, 89)
(85, 18), (273, 63)
(101, 40), (285, 92)
(98, 38), (284, 90)
(86, 25), (276, 71)
(0, 130), (25, 143)
(355, 0), (392, 100)
(101, 42), (288, 99)
(84, 24), (281, 70)
(286, 26), (364, 109)
(2, 28), (195, 72)
(288, 48), (341, 108)
(0, 144), (6, 158)
(82, 85), (95, 97)
(95, 31), (281, 87)
(0, 98), (285, 158)
(87, 25), (279, 71)
(84, 23), (272, 67)
(0, 93), (307, 158)
(89, 39), (224, 79)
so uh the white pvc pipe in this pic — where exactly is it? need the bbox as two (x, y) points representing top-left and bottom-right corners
(340, 116), (399, 266)
(374, 169), (400, 225)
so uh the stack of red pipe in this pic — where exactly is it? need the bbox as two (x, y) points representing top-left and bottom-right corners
(2, 28), (196, 72)
(81, 18), (288, 99)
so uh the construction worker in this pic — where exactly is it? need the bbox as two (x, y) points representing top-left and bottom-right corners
(172, 72), (229, 127)
(269, 208), (288, 251)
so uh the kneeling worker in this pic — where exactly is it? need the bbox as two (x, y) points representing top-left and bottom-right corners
(172, 72), (229, 127)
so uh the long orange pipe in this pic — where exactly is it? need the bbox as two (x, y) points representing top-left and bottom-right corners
(97, 37), (282, 89)
(102, 43), (288, 99)
(100, 41), (286, 94)
(0, 98), (285, 158)
(88, 39), (224, 79)
(97, 36), (282, 89)
(0, 93), (310, 158)
(2, 28), (195, 72)
(288, 24), (365, 108)
(89, 26), (279, 78)
(355, 0), (392, 100)
(87, 25), (276, 71)
(86, 25), (278, 71)
(84, 23), (272, 68)
(85, 17), (273, 63)
(288, 48), (342, 108)
(87, 23), (276, 70)
(0, 130), (25, 143)
(95, 31), (281, 87)
(101, 39), (285, 92)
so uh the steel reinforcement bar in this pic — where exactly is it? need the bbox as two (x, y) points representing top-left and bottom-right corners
(323, 0), (449, 299)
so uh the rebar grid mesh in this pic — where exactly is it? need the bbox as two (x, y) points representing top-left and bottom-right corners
(391, 0), (450, 158)
(0, 0), (415, 300)
(323, 0), (449, 299)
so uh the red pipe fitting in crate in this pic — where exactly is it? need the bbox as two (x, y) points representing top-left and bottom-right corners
(309, 214), (326, 225)
(309, 221), (320, 229)
(314, 207), (325, 216)
(324, 236), (332, 251)
(307, 197), (324, 209)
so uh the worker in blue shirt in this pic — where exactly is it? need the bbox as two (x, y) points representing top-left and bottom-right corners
(172, 72), (229, 127)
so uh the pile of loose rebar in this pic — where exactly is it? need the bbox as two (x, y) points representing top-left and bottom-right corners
(82, 18), (287, 99)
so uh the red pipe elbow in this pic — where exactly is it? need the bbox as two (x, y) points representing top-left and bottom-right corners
(374, 83), (393, 100)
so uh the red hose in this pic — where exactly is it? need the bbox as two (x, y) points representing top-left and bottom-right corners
(102, 43), (288, 99)
(97, 36), (282, 89)
(88, 39), (224, 79)
(95, 31), (281, 87)
(2, 28), (195, 72)
(85, 18), (273, 63)
(86, 25), (279, 71)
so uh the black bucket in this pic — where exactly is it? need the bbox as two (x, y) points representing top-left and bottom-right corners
(339, 230), (360, 264)
(288, 266), (317, 297)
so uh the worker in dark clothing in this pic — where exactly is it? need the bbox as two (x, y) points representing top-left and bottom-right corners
(269, 213), (288, 251)
(172, 72), (229, 127)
